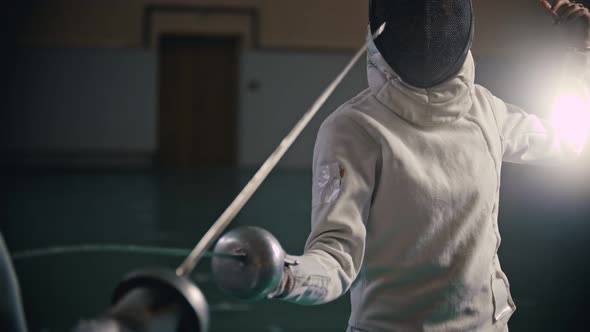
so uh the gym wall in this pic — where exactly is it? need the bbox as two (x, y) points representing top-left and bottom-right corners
(1, 0), (562, 169)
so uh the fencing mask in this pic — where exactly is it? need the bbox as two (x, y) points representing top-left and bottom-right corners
(369, 0), (474, 88)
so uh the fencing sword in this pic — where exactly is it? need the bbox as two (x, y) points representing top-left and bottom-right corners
(176, 22), (386, 277)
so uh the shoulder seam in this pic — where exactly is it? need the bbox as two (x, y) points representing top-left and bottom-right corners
(479, 86), (505, 154)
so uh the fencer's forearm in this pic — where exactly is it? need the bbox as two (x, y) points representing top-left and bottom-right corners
(500, 113), (583, 164)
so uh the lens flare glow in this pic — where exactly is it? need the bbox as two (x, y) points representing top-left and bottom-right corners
(549, 92), (590, 153)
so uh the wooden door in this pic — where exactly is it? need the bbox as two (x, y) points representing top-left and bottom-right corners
(158, 35), (238, 169)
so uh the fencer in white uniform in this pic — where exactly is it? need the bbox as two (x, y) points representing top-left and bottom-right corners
(271, 1), (590, 331)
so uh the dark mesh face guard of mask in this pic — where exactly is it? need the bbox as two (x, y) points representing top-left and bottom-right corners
(369, 0), (474, 88)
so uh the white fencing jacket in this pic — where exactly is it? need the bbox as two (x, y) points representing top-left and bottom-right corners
(281, 39), (589, 332)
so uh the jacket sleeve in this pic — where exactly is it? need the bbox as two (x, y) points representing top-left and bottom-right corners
(492, 50), (590, 164)
(280, 113), (378, 305)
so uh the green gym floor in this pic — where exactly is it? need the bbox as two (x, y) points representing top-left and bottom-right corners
(2, 169), (351, 332)
(2, 167), (589, 331)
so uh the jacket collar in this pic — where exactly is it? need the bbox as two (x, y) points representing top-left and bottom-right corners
(367, 35), (475, 127)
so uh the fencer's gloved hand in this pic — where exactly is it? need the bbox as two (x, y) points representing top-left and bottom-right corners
(540, 0), (590, 48)
(266, 265), (295, 299)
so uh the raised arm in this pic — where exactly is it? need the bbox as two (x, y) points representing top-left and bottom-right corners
(493, 0), (590, 164)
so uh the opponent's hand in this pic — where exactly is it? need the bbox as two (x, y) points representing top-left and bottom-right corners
(539, 0), (590, 48)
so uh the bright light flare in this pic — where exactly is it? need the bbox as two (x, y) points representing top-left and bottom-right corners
(549, 92), (590, 153)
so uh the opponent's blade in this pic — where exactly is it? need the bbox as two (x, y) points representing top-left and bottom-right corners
(176, 23), (386, 276)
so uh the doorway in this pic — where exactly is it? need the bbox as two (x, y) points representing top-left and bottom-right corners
(157, 35), (239, 169)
